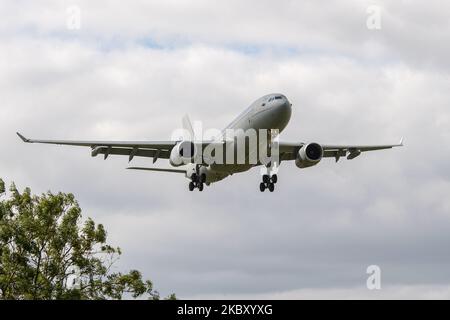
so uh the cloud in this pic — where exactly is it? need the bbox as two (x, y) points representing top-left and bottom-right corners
(187, 285), (450, 300)
(1, 0), (450, 298)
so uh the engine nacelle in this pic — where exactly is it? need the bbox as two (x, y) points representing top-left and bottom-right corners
(295, 143), (323, 168)
(169, 141), (197, 167)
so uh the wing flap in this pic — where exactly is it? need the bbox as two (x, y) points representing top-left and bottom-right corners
(91, 146), (170, 160)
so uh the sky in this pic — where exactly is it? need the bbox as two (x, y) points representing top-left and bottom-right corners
(1, 0), (450, 299)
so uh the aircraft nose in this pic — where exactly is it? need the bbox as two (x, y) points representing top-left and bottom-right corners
(284, 98), (292, 109)
(273, 97), (292, 127)
(280, 97), (292, 112)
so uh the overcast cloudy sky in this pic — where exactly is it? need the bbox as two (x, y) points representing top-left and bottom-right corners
(1, 0), (450, 299)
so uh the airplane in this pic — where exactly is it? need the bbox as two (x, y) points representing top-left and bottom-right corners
(17, 93), (403, 192)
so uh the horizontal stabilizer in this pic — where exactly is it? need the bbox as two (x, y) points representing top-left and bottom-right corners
(127, 167), (186, 174)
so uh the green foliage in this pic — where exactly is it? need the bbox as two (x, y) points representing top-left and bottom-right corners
(0, 179), (175, 300)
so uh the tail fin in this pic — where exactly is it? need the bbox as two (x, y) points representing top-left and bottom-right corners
(182, 114), (194, 139)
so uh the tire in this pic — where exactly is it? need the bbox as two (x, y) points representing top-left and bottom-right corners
(259, 182), (266, 192)
(271, 174), (277, 184)
(189, 182), (195, 191)
(198, 183), (204, 191)
(268, 183), (275, 192)
(192, 173), (198, 183)
(263, 175), (270, 184)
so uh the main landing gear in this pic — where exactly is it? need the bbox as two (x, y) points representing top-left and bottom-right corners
(259, 174), (277, 192)
(188, 173), (206, 192)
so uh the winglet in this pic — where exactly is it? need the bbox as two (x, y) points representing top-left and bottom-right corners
(16, 132), (31, 143)
(399, 137), (404, 146)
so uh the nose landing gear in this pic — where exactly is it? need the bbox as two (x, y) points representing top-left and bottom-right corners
(259, 174), (277, 192)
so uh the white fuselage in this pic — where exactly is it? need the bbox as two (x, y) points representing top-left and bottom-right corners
(200, 94), (292, 184)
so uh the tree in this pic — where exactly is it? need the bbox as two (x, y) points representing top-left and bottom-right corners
(0, 178), (175, 300)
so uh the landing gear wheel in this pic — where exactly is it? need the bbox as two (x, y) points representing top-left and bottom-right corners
(271, 174), (277, 184)
(259, 182), (266, 192)
(268, 183), (275, 192)
(188, 182), (195, 191)
(191, 173), (198, 183)
(263, 175), (270, 184)
(198, 183), (204, 192)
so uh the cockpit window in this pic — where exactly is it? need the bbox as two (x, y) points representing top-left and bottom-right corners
(268, 96), (283, 102)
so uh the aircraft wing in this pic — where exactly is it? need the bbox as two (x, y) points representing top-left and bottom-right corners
(17, 132), (176, 162)
(279, 138), (404, 162)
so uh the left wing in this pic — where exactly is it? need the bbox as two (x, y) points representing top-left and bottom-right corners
(17, 132), (176, 162)
(17, 132), (225, 163)
(279, 138), (404, 162)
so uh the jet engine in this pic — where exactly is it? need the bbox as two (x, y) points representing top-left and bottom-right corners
(169, 141), (197, 167)
(295, 143), (323, 168)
